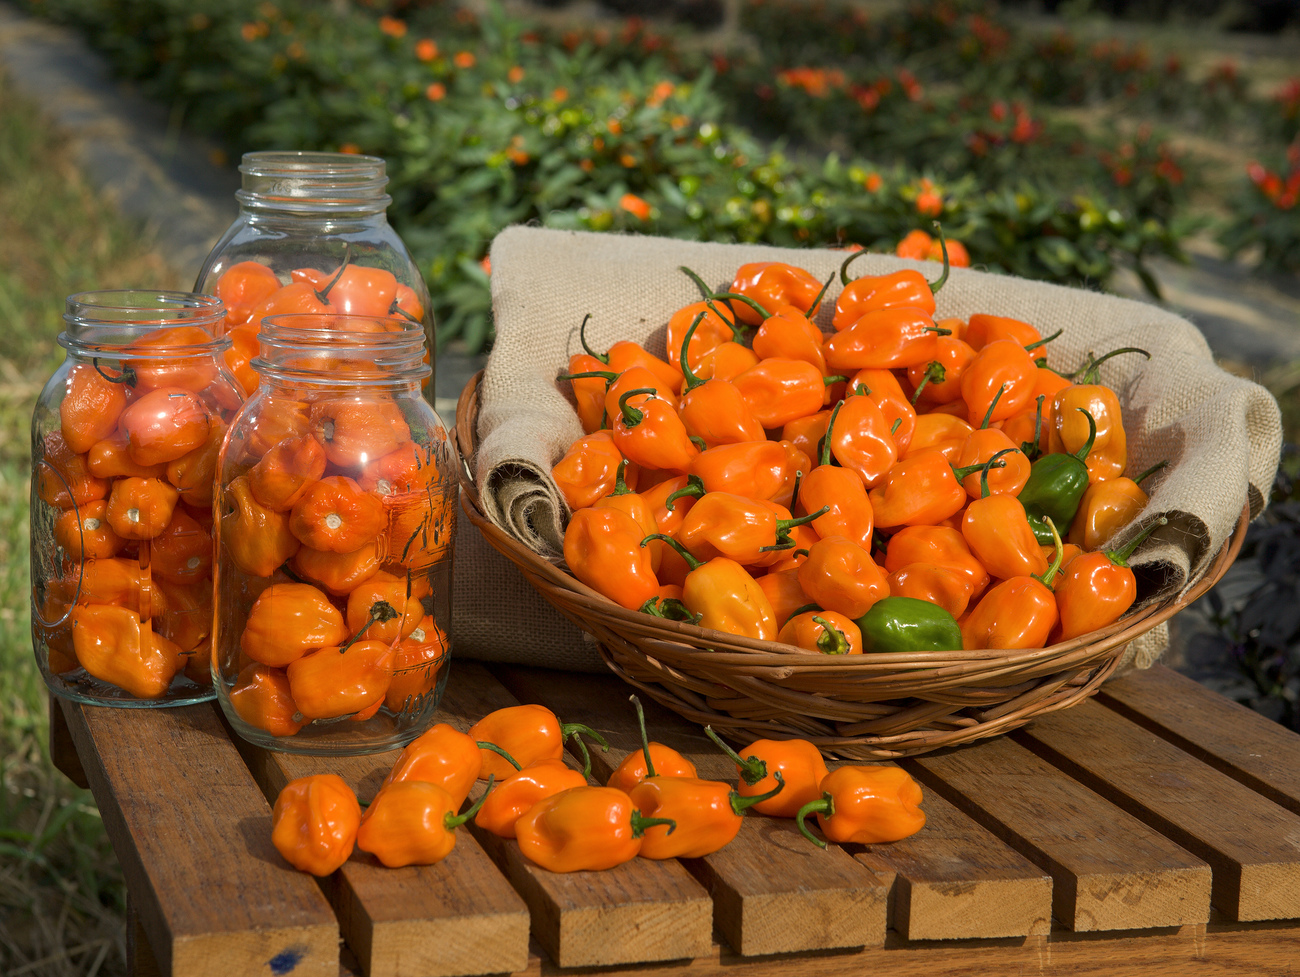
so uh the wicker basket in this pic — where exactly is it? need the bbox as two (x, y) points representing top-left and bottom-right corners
(454, 372), (1248, 759)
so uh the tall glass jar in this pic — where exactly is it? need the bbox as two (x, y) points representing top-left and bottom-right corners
(213, 315), (456, 755)
(31, 291), (244, 706)
(192, 151), (436, 403)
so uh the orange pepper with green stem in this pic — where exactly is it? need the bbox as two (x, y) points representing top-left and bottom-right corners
(476, 760), (589, 838)
(644, 535), (779, 640)
(732, 358), (835, 429)
(695, 341), (760, 382)
(552, 431), (635, 511)
(345, 571), (422, 644)
(725, 261), (825, 326)
(824, 308), (949, 371)
(907, 337), (976, 407)
(675, 492), (827, 566)
(675, 312), (766, 448)
(681, 440), (789, 502)
(271, 774), (361, 876)
(357, 777), (493, 868)
(826, 393), (897, 488)
(796, 405), (873, 549)
(782, 409), (831, 461)
(751, 304), (829, 375)
(1054, 516), (1167, 641)
(285, 635), (395, 721)
(704, 728), (830, 819)
(468, 703), (610, 781)
(868, 453), (993, 529)
(594, 459), (663, 572)
(884, 525), (990, 598)
(960, 340), (1038, 427)
(666, 300), (743, 374)
(1068, 461), (1166, 550)
(961, 450), (1048, 580)
(564, 505), (660, 610)
(382, 722), (484, 803)
(954, 391), (1031, 498)
(832, 246), (948, 328)
(964, 314), (1044, 351)
(961, 518), (1065, 650)
(849, 369), (917, 454)
(795, 765), (926, 847)
(778, 610), (862, 655)
(560, 354), (613, 433)
(611, 388), (700, 473)
(1049, 348), (1149, 484)
(574, 312), (683, 395)
(516, 785), (675, 872)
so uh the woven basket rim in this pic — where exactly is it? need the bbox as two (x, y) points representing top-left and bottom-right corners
(455, 369), (1246, 669)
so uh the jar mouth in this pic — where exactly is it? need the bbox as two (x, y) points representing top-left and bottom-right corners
(237, 151), (391, 215)
(61, 290), (228, 352)
(254, 315), (430, 383)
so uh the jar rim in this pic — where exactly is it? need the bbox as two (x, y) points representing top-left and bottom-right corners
(237, 151), (391, 214)
(61, 291), (229, 355)
(253, 314), (430, 384)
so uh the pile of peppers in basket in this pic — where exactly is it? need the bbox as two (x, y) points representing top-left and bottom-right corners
(551, 243), (1169, 654)
(270, 696), (926, 875)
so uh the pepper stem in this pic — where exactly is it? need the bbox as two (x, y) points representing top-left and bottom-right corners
(92, 358), (137, 387)
(808, 271), (835, 317)
(314, 242), (352, 304)
(338, 600), (399, 654)
(790, 469), (803, 513)
(839, 248), (867, 286)
(951, 458), (1004, 483)
(821, 400), (845, 468)
(929, 221), (951, 295)
(629, 694), (656, 779)
(703, 726), (767, 786)
(703, 297), (744, 341)
(979, 384), (1006, 430)
(1034, 517), (1065, 590)
(630, 810), (676, 838)
(558, 721), (608, 781)
(1022, 394), (1045, 461)
(477, 742), (522, 771)
(578, 313), (609, 363)
(708, 291), (771, 322)
(911, 361), (945, 405)
(1073, 408), (1098, 462)
(795, 792), (834, 848)
(1106, 516), (1168, 568)
(678, 265), (714, 301)
(1133, 460), (1168, 486)
(642, 533), (702, 571)
(445, 774), (494, 830)
(730, 770), (786, 816)
(812, 616), (851, 654)
(557, 370), (618, 385)
(640, 596), (702, 625)
(978, 447), (1018, 499)
(1077, 346), (1151, 385)
(611, 458), (633, 496)
(664, 475), (705, 511)
(617, 388), (656, 428)
(1024, 328), (1064, 352)
(679, 311), (709, 392)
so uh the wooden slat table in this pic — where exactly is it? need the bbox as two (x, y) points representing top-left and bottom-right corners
(50, 662), (1300, 977)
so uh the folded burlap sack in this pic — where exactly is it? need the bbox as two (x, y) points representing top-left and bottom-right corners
(459, 225), (1281, 673)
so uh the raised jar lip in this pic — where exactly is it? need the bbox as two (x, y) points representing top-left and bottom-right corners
(253, 314), (430, 384)
(60, 290), (230, 355)
(236, 150), (392, 215)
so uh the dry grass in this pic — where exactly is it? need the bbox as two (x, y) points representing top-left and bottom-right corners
(0, 68), (181, 977)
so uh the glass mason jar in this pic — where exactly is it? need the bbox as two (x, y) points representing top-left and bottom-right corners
(192, 150), (436, 404)
(213, 315), (456, 756)
(31, 291), (245, 706)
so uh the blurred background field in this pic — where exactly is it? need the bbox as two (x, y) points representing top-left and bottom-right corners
(0, 0), (1298, 973)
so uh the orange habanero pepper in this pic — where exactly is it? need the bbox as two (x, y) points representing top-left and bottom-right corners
(884, 525), (991, 598)
(779, 610), (862, 655)
(289, 476), (386, 553)
(1054, 517), (1167, 641)
(674, 313), (766, 448)
(797, 536), (889, 619)
(104, 476), (180, 540)
(832, 248), (947, 327)
(248, 434), (328, 511)
(382, 722), (483, 803)
(960, 340), (1038, 427)
(119, 387), (211, 466)
(271, 774), (361, 876)
(285, 636), (395, 721)
(728, 261), (825, 326)
(646, 536), (779, 641)
(961, 520), (1065, 650)
(611, 388), (699, 473)
(575, 312), (684, 395)
(516, 785), (675, 872)
(70, 604), (180, 698)
(704, 728), (831, 819)
(552, 431), (636, 511)
(357, 779), (491, 868)
(961, 451), (1047, 580)
(824, 307), (947, 372)
(229, 662), (305, 737)
(826, 394), (897, 488)
(468, 703), (609, 781)
(240, 582), (349, 668)
(795, 765), (926, 846)
(1068, 461), (1166, 550)
(60, 364), (130, 454)
(476, 759), (589, 838)
(1049, 348), (1149, 484)
(564, 505), (659, 610)
(868, 453), (989, 529)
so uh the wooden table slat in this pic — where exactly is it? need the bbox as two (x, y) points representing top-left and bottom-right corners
(1013, 697), (1300, 922)
(439, 662), (715, 968)
(48, 690), (88, 789)
(234, 738), (532, 977)
(59, 696), (340, 977)
(901, 733), (1212, 932)
(490, 664), (892, 955)
(1098, 665), (1300, 816)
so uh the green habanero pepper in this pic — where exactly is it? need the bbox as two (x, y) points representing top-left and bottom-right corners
(856, 596), (962, 653)
(1017, 408), (1096, 545)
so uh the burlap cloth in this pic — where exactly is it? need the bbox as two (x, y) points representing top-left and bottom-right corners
(453, 225), (1282, 674)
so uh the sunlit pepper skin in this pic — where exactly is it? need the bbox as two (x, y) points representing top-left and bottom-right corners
(229, 663), (304, 737)
(756, 567), (812, 629)
(382, 723), (483, 803)
(954, 430), (1030, 499)
(60, 364), (131, 454)
(833, 250), (943, 328)
(476, 759), (590, 839)
(357, 780), (489, 868)
(562, 353), (613, 432)
(607, 744), (698, 793)
(630, 775), (777, 859)
(797, 461), (873, 551)
(575, 313), (684, 396)
(782, 410), (831, 461)
(850, 369), (916, 455)
(564, 506), (660, 610)
(752, 304), (829, 375)
(216, 260), (281, 327)
(676, 492), (823, 566)
(552, 431), (635, 511)
(648, 536), (779, 640)
(964, 314), (1043, 351)
(271, 774), (361, 876)
(907, 337), (976, 407)
(601, 366), (679, 424)
(960, 341), (1038, 427)
(1068, 462), (1165, 550)
(667, 300), (741, 373)
(901, 412), (974, 463)
(686, 440), (789, 501)
(796, 766), (926, 846)
(732, 358), (829, 429)
(779, 610), (862, 655)
(961, 576), (1058, 650)
(36, 432), (110, 510)
(825, 307), (944, 371)
(797, 536), (889, 619)
(70, 604), (179, 698)
(730, 262), (824, 325)
(887, 564), (975, 619)
(868, 453), (983, 529)
(705, 731), (830, 819)
(675, 312), (767, 448)
(999, 374), (1066, 461)
(1049, 347), (1148, 484)
(696, 341), (761, 382)
(468, 703), (609, 781)
(885, 526), (990, 598)
(1054, 517), (1166, 641)
(119, 387), (212, 466)
(611, 389), (699, 473)
(827, 395), (897, 487)
(962, 453), (1048, 581)
(516, 785), (674, 873)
